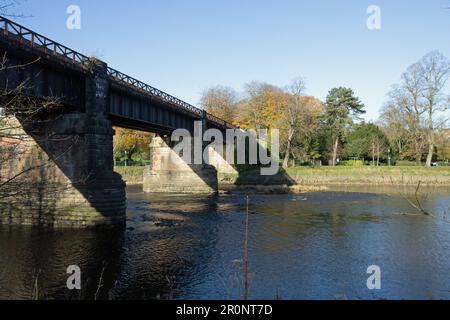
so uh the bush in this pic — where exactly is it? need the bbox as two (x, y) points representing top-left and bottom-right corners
(340, 160), (364, 166)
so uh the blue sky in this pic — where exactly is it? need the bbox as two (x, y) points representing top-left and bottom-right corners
(9, 0), (450, 121)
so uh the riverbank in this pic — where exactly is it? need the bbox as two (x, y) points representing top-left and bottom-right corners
(114, 167), (145, 185)
(288, 166), (450, 186)
(115, 166), (450, 190)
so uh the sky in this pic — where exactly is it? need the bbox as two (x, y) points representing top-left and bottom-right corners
(7, 0), (450, 121)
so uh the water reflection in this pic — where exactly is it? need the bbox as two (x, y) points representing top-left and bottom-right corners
(0, 185), (450, 300)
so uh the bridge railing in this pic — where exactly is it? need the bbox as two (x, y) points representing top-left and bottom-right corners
(0, 16), (91, 67)
(206, 113), (227, 127)
(107, 67), (204, 118)
(0, 15), (232, 129)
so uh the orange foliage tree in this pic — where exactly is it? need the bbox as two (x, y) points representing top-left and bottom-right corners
(113, 127), (152, 164)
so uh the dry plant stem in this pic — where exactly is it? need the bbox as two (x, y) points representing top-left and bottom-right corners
(389, 177), (433, 216)
(403, 181), (433, 216)
(243, 195), (249, 300)
(94, 263), (107, 300)
(32, 269), (41, 300)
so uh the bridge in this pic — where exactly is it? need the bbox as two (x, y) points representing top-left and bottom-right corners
(0, 16), (237, 228)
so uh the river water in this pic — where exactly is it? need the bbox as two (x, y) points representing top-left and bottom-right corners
(1, 185), (450, 300)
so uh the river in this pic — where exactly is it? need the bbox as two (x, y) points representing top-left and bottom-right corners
(1, 185), (450, 300)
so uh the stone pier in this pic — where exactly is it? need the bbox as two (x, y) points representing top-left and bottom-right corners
(0, 60), (126, 228)
(143, 136), (219, 194)
(208, 145), (238, 175)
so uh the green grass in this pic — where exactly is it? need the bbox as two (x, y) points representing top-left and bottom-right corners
(285, 166), (450, 185)
(286, 166), (450, 176)
(114, 166), (145, 184)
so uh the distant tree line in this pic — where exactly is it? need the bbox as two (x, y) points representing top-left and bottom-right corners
(200, 51), (450, 167)
(380, 51), (450, 166)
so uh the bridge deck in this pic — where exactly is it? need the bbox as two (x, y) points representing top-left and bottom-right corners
(0, 16), (232, 133)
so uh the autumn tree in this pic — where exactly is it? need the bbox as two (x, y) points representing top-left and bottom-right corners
(292, 96), (324, 163)
(323, 87), (365, 166)
(237, 81), (283, 130)
(113, 127), (152, 164)
(200, 85), (239, 124)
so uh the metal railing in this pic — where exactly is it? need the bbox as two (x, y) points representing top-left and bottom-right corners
(0, 15), (232, 129)
(0, 16), (90, 67)
(107, 67), (203, 117)
(206, 112), (227, 127)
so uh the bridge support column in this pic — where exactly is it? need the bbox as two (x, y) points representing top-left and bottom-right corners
(0, 59), (126, 228)
(143, 136), (218, 194)
(207, 144), (238, 175)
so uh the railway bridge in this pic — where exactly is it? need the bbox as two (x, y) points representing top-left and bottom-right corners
(0, 16), (236, 227)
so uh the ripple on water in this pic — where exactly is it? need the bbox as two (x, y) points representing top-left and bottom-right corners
(0, 187), (450, 300)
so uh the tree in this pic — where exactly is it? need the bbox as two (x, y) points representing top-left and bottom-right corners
(200, 85), (239, 124)
(113, 127), (152, 164)
(323, 87), (365, 166)
(293, 96), (324, 163)
(344, 123), (389, 165)
(0, 1), (27, 18)
(237, 81), (284, 130)
(381, 51), (450, 166)
(435, 129), (450, 163)
(418, 51), (450, 166)
(281, 78), (306, 169)
(0, 2), (74, 203)
(401, 63), (428, 164)
(380, 90), (428, 163)
(0, 52), (78, 201)
(379, 100), (408, 159)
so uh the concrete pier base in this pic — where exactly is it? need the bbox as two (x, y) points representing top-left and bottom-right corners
(143, 136), (218, 194)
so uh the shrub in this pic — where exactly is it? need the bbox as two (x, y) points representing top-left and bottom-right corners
(340, 160), (364, 166)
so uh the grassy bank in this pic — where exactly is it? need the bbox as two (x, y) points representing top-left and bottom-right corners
(230, 166), (450, 186)
(115, 166), (450, 187)
(114, 166), (145, 185)
(285, 166), (450, 186)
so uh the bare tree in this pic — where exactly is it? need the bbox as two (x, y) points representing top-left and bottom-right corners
(0, 0), (28, 19)
(384, 65), (428, 164)
(200, 85), (239, 124)
(418, 51), (450, 167)
(379, 101), (408, 157)
(281, 78), (306, 169)
(382, 52), (450, 166)
(0, 52), (103, 212)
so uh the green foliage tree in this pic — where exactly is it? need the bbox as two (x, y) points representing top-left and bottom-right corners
(323, 87), (366, 166)
(113, 127), (152, 165)
(344, 123), (390, 165)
